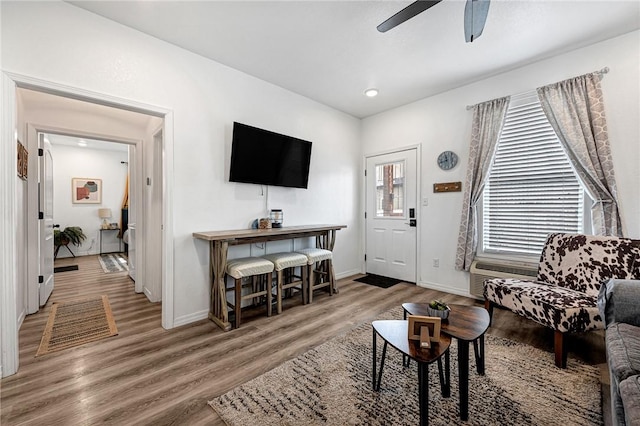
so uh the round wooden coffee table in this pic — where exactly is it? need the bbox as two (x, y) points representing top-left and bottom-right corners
(372, 320), (452, 426)
(402, 303), (490, 421)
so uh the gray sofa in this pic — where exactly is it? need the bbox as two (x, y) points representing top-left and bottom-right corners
(598, 279), (640, 426)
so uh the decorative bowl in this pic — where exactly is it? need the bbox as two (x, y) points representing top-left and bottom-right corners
(426, 305), (451, 319)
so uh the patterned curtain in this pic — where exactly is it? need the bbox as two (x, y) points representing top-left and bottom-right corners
(455, 97), (510, 271)
(537, 72), (622, 236)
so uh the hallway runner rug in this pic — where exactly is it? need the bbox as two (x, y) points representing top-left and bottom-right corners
(36, 295), (118, 357)
(98, 253), (129, 273)
(209, 306), (602, 426)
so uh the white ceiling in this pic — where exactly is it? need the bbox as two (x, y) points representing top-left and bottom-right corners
(69, 0), (640, 118)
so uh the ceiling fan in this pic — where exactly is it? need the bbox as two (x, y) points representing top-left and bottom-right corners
(377, 0), (491, 43)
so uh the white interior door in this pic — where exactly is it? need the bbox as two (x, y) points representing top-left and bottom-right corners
(365, 149), (417, 282)
(143, 128), (163, 302)
(39, 134), (54, 306)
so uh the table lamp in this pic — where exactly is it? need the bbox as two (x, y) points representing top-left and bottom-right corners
(98, 208), (112, 229)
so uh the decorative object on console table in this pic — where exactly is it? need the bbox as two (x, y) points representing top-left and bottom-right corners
(72, 177), (102, 204)
(270, 209), (283, 228)
(258, 218), (271, 229)
(433, 181), (462, 193)
(98, 208), (112, 229)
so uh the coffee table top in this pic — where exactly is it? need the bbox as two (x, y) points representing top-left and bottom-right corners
(402, 303), (490, 342)
(372, 320), (451, 364)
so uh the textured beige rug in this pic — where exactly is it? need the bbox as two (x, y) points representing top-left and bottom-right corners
(209, 307), (602, 425)
(36, 295), (118, 356)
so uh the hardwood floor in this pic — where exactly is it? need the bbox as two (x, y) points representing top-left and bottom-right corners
(1, 255), (608, 425)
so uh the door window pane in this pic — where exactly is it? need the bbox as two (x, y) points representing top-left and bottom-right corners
(375, 161), (405, 217)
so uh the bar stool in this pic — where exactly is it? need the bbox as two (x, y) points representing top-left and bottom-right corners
(295, 248), (335, 303)
(262, 252), (309, 314)
(225, 257), (275, 329)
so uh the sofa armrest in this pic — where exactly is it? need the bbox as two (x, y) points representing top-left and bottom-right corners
(598, 279), (640, 327)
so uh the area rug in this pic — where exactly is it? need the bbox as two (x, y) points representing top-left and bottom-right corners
(354, 274), (404, 288)
(54, 265), (79, 273)
(98, 253), (129, 273)
(209, 307), (602, 425)
(36, 295), (118, 357)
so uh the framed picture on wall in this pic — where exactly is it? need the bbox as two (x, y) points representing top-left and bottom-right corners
(17, 141), (28, 180)
(72, 178), (102, 204)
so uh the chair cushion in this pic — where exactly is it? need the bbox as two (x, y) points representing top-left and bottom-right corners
(607, 322), (640, 384)
(484, 278), (603, 333)
(226, 257), (274, 279)
(262, 252), (308, 271)
(620, 375), (640, 426)
(537, 233), (640, 297)
(295, 248), (333, 264)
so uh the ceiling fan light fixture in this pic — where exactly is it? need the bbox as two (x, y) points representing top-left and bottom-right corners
(364, 88), (379, 97)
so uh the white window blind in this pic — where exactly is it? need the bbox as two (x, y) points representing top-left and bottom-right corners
(482, 92), (584, 255)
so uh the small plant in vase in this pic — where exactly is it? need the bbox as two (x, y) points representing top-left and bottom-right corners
(427, 299), (451, 319)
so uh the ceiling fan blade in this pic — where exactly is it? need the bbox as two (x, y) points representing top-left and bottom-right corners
(464, 0), (490, 42)
(377, 0), (443, 33)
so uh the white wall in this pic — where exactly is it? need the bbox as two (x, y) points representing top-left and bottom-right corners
(51, 144), (129, 257)
(2, 1), (362, 325)
(362, 30), (640, 296)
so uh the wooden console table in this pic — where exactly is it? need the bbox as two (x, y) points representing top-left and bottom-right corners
(193, 224), (346, 331)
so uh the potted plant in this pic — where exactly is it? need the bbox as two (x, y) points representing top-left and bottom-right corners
(427, 299), (451, 319)
(54, 226), (87, 248)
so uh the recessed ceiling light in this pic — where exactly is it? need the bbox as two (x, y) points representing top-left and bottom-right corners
(364, 88), (379, 97)
(78, 140), (87, 147)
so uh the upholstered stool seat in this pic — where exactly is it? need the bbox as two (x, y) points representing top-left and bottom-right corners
(262, 252), (309, 313)
(296, 248), (336, 303)
(225, 257), (275, 328)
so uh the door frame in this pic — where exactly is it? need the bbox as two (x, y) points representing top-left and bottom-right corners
(1, 71), (175, 377)
(26, 124), (143, 313)
(362, 144), (422, 281)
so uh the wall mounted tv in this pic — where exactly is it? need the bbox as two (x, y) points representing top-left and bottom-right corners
(229, 122), (313, 189)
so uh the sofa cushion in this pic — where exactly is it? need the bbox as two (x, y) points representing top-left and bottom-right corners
(484, 278), (603, 333)
(620, 375), (640, 426)
(606, 322), (640, 383)
(537, 233), (640, 297)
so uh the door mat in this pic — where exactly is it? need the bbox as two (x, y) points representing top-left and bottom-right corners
(209, 306), (602, 426)
(36, 295), (118, 357)
(54, 265), (79, 273)
(99, 253), (129, 273)
(354, 274), (404, 288)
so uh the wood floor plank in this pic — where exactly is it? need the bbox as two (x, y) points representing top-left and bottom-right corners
(0, 254), (607, 425)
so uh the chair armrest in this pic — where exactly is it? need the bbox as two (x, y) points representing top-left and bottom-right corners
(598, 279), (640, 327)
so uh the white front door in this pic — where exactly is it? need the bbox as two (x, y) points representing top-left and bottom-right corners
(39, 134), (54, 306)
(365, 149), (418, 282)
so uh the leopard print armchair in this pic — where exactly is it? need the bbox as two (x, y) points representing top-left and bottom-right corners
(483, 233), (640, 368)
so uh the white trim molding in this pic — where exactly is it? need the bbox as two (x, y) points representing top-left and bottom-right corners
(1, 73), (19, 377)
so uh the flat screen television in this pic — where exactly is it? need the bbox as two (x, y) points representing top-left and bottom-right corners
(229, 122), (312, 189)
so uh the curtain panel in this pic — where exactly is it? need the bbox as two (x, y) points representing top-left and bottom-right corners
(455, 97), (510, 271)
(537, 72), (622, 236)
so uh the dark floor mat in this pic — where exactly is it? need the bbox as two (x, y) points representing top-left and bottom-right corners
(54, 265), (79, 273)
(354, 274), (404, 288)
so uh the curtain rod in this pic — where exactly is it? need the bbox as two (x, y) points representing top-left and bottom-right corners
(465, 66), (610, 110)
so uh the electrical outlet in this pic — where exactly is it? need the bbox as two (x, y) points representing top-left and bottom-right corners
(433, 258), (439, 268)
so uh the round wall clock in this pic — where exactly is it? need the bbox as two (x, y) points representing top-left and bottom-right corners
(437, 151), (458, 170)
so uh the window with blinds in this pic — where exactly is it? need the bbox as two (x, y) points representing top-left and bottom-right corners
(482, 92), (584, 256)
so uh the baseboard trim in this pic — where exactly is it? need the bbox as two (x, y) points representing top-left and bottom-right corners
(173, 309), (209, 328)
(336, 269), (361, 280)
(417, 280), (480, 300)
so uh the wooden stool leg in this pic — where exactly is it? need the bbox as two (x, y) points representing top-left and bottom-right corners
(302, 265), (309, 305)
(329, 259), (337, 294)
(308, 264), (315, 304)
(266, 273), (273, 317)
(234, 278), (242, 329)
(276, 270), (283, 314)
